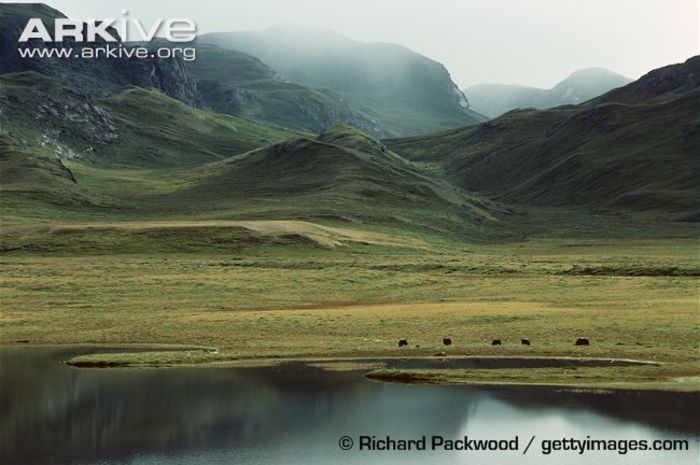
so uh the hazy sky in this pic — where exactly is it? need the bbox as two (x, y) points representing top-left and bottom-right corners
(8, 0), (699, 88)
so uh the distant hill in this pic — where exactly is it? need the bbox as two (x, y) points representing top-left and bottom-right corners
(590, 58), (700, 105)
(187, 45), (378, 135)
(198, 25), (487, 137)
(158, 125), (505, 237)
(1, 108), (507, 237)
(388, 57), (700, 219)
(464, 68), (632, 118)
(0, 72), (296, 168)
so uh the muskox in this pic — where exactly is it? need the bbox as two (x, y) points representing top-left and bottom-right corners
(443, 337), (452, 346)
(521, 338), (531, 346)
(575, 337), (590, 346)
(398, 339), (409, 347)
(491, 339), (502, 345)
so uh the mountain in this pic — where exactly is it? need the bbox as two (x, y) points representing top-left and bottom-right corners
(0, 68), (299, 221)
(186, 45), (377, 134)
(198, 25), (486, 137)
(387, 56), (700, 219)
(0, 3), (501, 235)
(2, 107), (507, 238)
(0, 3), (200, 106)
(590, 58), (700, 105)
(0, 72), (296, 168)
(464, 68), (632, 118)
(155, 125), (505, 237)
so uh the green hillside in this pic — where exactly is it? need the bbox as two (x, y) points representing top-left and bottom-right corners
(137, 125), (507, 238)
(1, 80), (508, 237)
(0, 72), (296, 168)
(388, 57), (700, 219)
(187, 45), (377, 134)
(590, 56), (700, 105)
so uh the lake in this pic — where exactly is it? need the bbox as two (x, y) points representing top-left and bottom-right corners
(1, 347), (697, 465)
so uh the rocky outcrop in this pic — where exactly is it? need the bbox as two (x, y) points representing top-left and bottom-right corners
(0, 72), (119, 160)
(128, 53), (201, 107)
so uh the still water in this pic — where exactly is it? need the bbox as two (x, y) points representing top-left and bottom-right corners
(1, 347), (697, 465)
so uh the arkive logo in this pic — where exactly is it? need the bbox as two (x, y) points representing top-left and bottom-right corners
(19, 10), (196, 43)
(16, 10), (197, 61)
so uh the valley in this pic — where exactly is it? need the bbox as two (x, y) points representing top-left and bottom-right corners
(0, 2), (698, 393)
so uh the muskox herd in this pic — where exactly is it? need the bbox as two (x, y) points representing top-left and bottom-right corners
(398, 337), (591, 347)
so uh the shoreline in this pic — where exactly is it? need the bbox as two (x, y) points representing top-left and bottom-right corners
(4, 343), (696, 393)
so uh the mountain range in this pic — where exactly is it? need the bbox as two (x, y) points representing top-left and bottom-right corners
(1, 2), (698, 238)
(198, 25), (487, 136)
(464, 68), (632, 118)
(388, 56), (699, 220)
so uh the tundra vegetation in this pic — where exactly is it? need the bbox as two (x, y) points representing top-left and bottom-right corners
(0, 4), (698, 392)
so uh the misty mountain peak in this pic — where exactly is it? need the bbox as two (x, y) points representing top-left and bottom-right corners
(465, 67), (632, 117)
(198, 27), (486, 136)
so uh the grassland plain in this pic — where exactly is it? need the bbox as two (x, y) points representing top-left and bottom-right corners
(1, 227), (698, 391)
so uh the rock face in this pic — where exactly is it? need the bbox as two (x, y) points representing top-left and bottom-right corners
(0, 3), (200, 107)
(198, 25), (486, 136)
(0, 72), (120, 160)
(127, 54), (201, 107)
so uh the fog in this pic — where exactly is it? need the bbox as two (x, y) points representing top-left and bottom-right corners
(8, 0), (698, 87)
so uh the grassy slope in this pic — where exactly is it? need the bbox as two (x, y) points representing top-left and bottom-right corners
(1, 70), (500, 237)
(387, 89), (699, 217)
(188, 45), (376, 134)
(99, 86), (298, 167)
(590, 56), (700, 105)
(2, 118), (511, 241)
(149, 126), (506, 239)
(0, 72), (307, 225)
(0, 72), (297, 168)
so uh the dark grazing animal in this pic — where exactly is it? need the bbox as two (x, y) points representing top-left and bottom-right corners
(521, 338), (531, 346)
(398, 339), (408, 347)
(491, 339), (502, 345)
(575, 337), (590, 346)
(443, 337), (452, 346)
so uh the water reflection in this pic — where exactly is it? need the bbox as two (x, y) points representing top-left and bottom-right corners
(1, 347), (697, 465)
